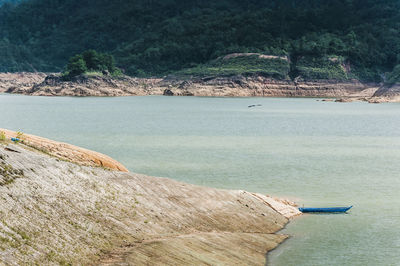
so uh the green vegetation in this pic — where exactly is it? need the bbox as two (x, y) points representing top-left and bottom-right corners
(0, 161), (24, 186)
(178, 55), (290, 79)
(16, 131), (24, 141)
(293, 56), (349, 80)
(63, 50), (121, 79)
(0, 131), (5, 142)
(0, 0), (20, 6)
(385, 65), (400, 85)
(64, 55), (87, 78)
(0, 0), (399, 81)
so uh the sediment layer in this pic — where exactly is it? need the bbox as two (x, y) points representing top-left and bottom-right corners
(2, 72), (393, 102)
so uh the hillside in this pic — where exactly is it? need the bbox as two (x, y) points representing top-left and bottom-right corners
(0, 0), (399, 81)
(0, 132), (299, 265)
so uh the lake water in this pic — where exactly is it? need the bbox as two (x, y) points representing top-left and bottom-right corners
(1, 94), (400, 265)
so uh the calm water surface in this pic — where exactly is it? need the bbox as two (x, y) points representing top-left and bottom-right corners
(1, 94), (399, 265)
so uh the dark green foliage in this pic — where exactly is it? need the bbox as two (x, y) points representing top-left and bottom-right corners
(178, 55), (290, 79)
(0, 0), (20, 6)
(63, 50), (120, 79)
(0, 0), (399, 81)
(82, 50), (114, 72)
(65, 55), (87, 78)
(385, 65), (400, 85)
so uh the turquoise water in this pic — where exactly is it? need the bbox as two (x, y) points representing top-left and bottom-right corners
(1, 94), (400, 265)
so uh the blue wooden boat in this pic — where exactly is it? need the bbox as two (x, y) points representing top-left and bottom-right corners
(299, 206), (352, 213)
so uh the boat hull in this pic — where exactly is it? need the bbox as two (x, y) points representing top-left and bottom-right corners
(299, 206), (353, 213)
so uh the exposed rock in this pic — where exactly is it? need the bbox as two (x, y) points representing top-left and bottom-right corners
(0, 137), (300, 265)
(373, 83), (400, 97)
(348, 85), (380, 98)
(368, 83), (400, 102)
(0, 157), (24, 186)
(160, 76), (375, 98)
(177, 80), (193, 89)
(6, 74), (163, 97)
(368, 98), (384, 104)
(335, 98), (354, 103)
(2, 72), (382, 100)
(0, 72), (47, 93)
(0, 128), (128, 172)
(163, 88), (174, 96)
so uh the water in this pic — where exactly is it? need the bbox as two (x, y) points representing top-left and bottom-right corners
(1, 94), (399, 265)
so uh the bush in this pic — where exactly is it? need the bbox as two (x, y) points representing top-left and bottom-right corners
(64, 55), (88, 78)
(63, 50), (121, 79)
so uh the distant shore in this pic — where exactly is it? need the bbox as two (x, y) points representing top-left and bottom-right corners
(1, 72), (398, 103)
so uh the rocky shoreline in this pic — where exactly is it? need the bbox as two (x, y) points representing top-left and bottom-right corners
(0, 72), (47, 93)
(1, 72), (399, 102)
(0, 130), (300, 265)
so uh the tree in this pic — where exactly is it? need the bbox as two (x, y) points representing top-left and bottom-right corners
(64, 55), (87, 78)
(82, 50), (104, 71)
(63, 50), (121, 79)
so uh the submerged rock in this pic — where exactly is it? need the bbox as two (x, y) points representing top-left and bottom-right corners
(335, 98), (354, 102)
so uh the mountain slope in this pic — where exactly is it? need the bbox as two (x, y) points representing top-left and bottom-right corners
(0, 0), (399, 80)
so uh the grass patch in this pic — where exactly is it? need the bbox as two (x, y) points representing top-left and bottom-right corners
(0, 162), (24, 186)
(176, 55), (290, 79)
(293, 55), (351, 80)
(0, 131), (5, 142)
(85, 71), (104, 77)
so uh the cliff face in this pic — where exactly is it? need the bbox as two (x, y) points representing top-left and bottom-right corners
(0, 137), (300, 265)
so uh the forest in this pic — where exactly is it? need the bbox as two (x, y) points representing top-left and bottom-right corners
(0, 0), (399, 82)
(0, 0), (19, 6)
